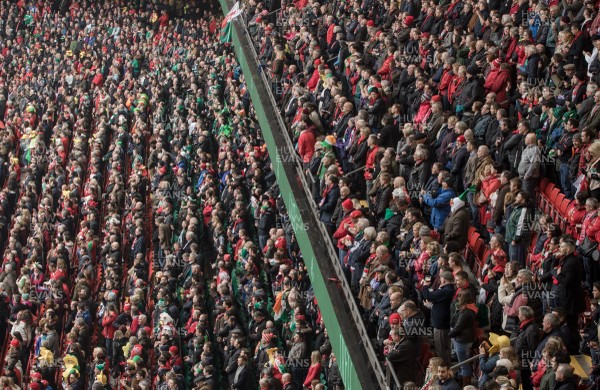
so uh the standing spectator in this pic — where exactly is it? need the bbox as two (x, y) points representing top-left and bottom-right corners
(303, 351), (322, 388)
(442, 196), (470, 253)
(554, 364), (578, 390)
(505, 191), (534, 266)
(584, 141), (600, 199)
(287, 332), (308, 389)
(448, 289), (478, 388)
(298, 123), (317, 168)
(101, 304), (118, 365)
(422, 173), (456, 232)
(386, 326), (418, 385)
(421, 271), (455, 364)
(513, 306), (541, 390)
(552, 235), (586, 351)
(233, 354), (252, 389)
(577, 197), (600, 290)
(499, 269), (535, 334)
(555, 118), (580, 199)
(517, 133), (541, 200)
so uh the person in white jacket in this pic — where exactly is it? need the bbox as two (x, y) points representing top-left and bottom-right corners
(584, 35), (600, 82)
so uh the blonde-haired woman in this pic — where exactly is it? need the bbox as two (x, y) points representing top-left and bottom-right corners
(421, 356), (443, 390)
(585, 141), (600, 199)
(303, 351), (323, 388)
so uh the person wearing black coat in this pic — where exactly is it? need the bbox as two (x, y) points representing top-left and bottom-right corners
(348, 229), (374, 292)
(421, 271), (456, 364)
(380, 206), (405, 247)
(567, 23), (587, 73)
(354, 19), (368, 43)
(373, 175), (394, 219)
(554, 364), (579, 390)
(367, 90), (386, 133)
(232, 355), (252, 389)
(448, 289), (478, 387)
(257, 203), (277, 251)
(513, 305), (540, 390)
(386, 326), (418, 384)
(454, 67), (484, 115)
(130, 228), (145, 261)
(450, 138), (469, 192)
(333, 102), (354, 139)
(319, 175), (341, 233)
(499, 125), (525, 172)
(378, 116), (401, 149)
(523, 49), (541, 85)
(443, 197), (470, 252)
(225, 343), (242, 386)
(552, 236), (586, 348)
(407, 150), (431, 205)
(327, 354), (343, 388)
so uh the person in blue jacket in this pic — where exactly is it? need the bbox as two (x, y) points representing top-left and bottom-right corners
(422, 173), (456, 231)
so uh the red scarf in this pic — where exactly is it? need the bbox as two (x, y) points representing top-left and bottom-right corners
(453, 282), (470, 300)
(519, 318), (534, 329)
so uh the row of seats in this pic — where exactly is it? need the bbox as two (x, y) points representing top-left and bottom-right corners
(539, 178), (573, 235)
(464, 179), (573, 278)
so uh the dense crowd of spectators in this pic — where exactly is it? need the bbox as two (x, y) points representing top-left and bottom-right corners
(2, 0), (600, 388)
(243, 0), (600, 387)
(0, 0), (346, 390)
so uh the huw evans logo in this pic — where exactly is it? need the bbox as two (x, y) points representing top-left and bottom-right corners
(403, 317), (434, 338)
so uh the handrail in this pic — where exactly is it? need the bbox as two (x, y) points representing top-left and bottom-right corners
(450, 353), (485, 372)
(385, 358), (403, 390)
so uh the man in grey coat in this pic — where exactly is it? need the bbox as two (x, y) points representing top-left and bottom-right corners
(518, 133), (541, 202)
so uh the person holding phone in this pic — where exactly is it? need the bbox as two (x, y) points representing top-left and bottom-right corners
(421, 271), (456, 364)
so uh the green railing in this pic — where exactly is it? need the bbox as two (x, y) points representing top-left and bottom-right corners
(217, 2), (389, 389)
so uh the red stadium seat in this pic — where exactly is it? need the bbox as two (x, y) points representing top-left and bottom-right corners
(473, 238), (485, 260)
(554, 193), (565, 210)
(480, 248), (491, 264)
(540, 183), (556, 213)
(468, 230), (480, 247)
(544, 183), (555, 197)
(559, 198), (571, 218)
(468, 226), (477, 238)
(553, 193), (566, 220)
(549, 187), (561, 203)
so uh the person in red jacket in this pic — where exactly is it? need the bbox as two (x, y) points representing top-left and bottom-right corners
(447, 65), (465, 108)
(485, 59), (511, 107)
(568, 191), (588, 236)
(101, 303), (118, 364)
(297, 123), (317, 166)
(303, 351), (323, 388)
(307, 61), (326, 92)
(438, 58), (457, 111)
(168, 346), (183, 369)
(333, 199), (356, 242)
(377, 46), (395, 80)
